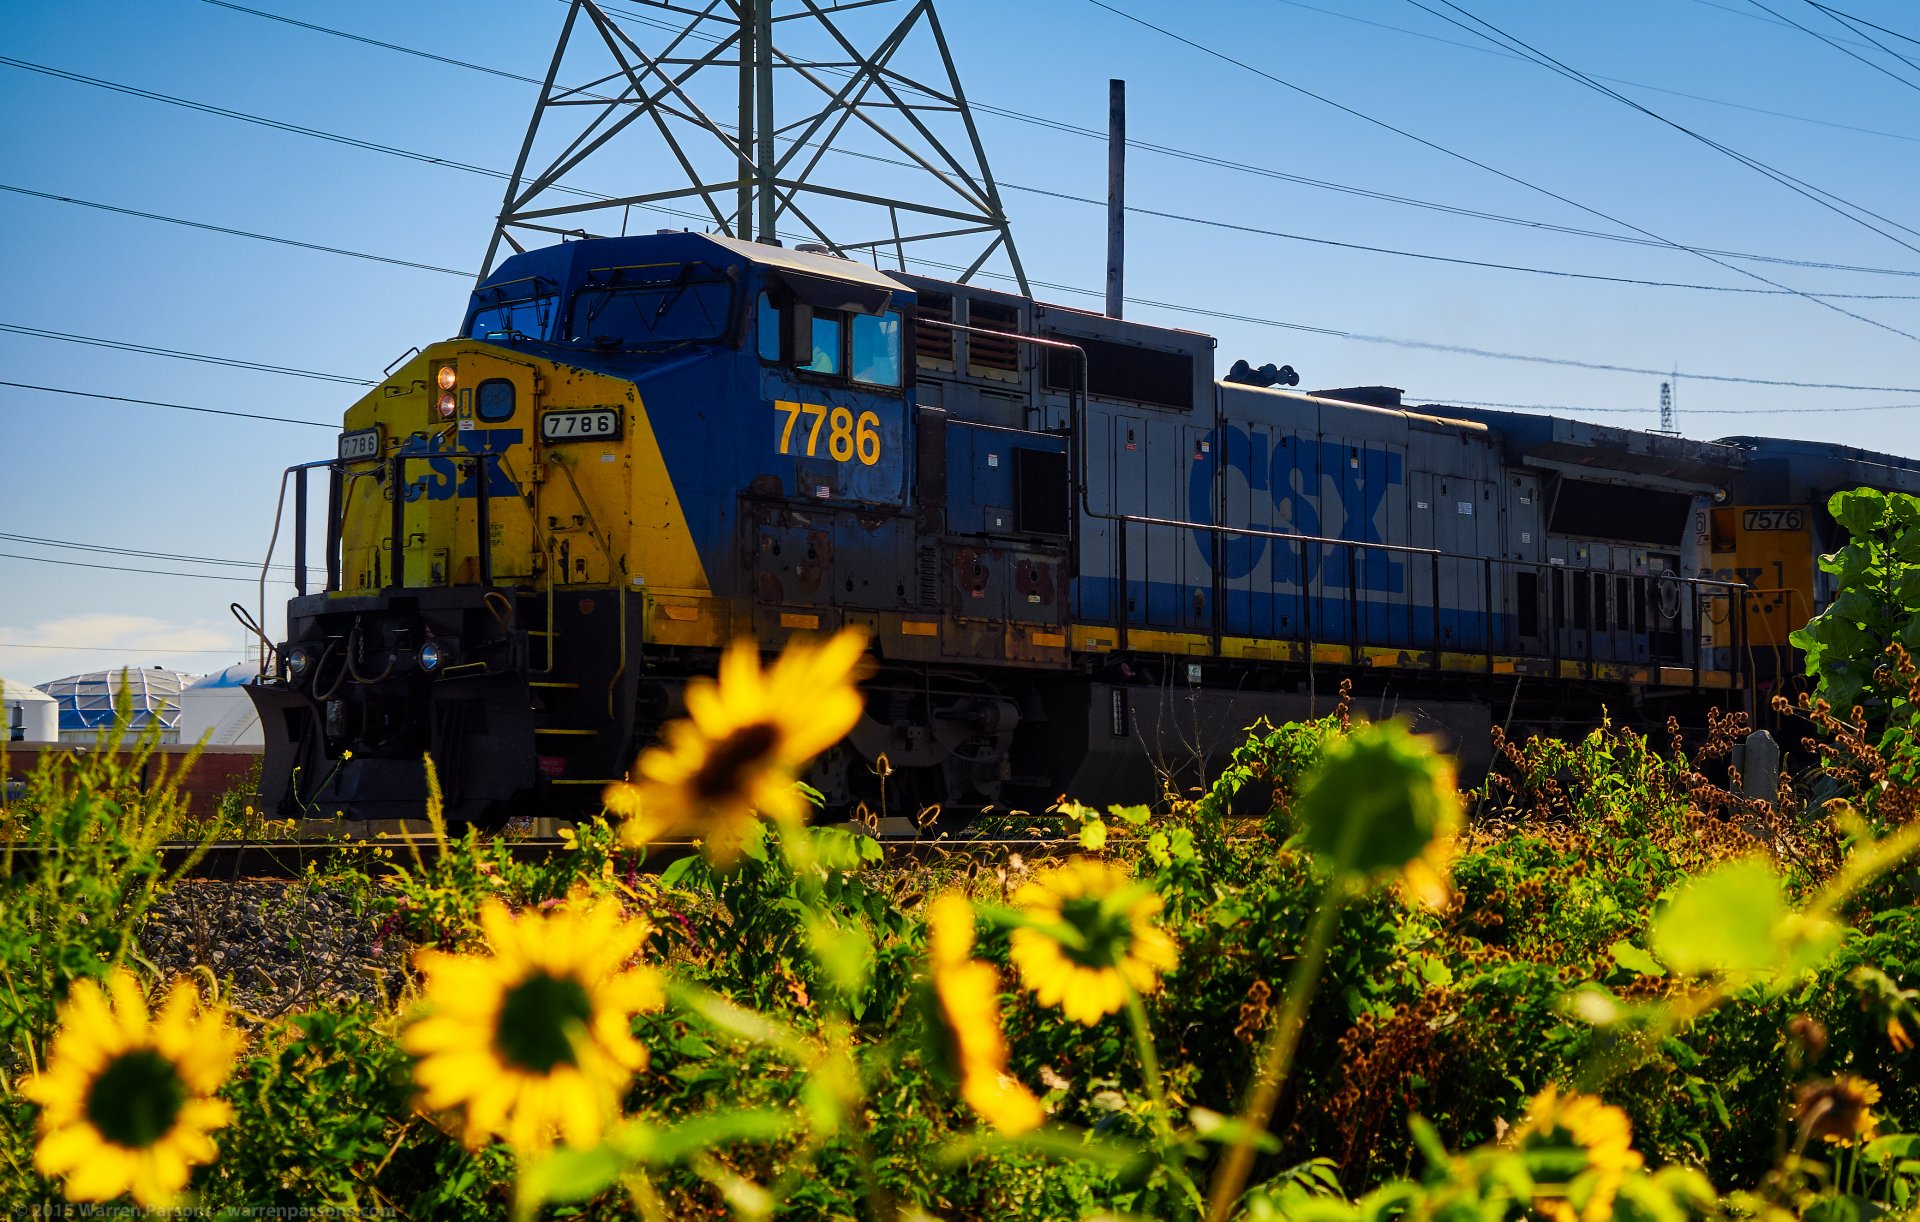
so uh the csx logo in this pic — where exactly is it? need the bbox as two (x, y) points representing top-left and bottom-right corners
(399, 429), (524, 501)
(1188, 426), (1404, 592)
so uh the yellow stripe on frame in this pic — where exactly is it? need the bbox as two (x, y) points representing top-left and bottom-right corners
(780, 612), (821, 630)
(900, 621), (939, 637)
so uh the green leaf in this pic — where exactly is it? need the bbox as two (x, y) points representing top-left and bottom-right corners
(1109, 803), (1151, 827)
(1608, 939), (1666, 977)
(657, 854), (700, 889)
(1648, 859), (1787, 977)
(1832, 488), (1889, 537)
(517, 1138), (635, 1205)
(1078, 820), (1108, 851)
(1189, 1106), (1281, 1153)
(641, 1108), (797, 1165)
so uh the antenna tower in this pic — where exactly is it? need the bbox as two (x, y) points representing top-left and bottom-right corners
(479, 0), (1027, 294)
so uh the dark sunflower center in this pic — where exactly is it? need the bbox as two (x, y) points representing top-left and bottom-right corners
(1057, 895), (1132, 969)
(84, 1048), (186, 1149)
(493, 971), (594, 1074)
(689, 721), (782, 802)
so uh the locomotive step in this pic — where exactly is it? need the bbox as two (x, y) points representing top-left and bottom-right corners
(528, 681), (581, 689)
(532, 727), (599, 736)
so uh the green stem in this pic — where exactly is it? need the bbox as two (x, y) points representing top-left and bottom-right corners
(1203, 883), (1347, 1222)
(1124, 985), (1173, 1147)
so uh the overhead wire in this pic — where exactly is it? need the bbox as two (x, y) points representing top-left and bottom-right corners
(0, 551), (287, 584)
(0, 380), (337, 428)
(1273, 0), (1920, 147)
(1414, 394), (1920, 416)
(0, 324), (375, 386)
(0, 533), (295, 573)
(9, 17), (1920, 394)
(189, 0), (1920, 279)
(1411, 0), (1920, 252)
(16, 166), (1920, 301)
(0, 641), (246, 653)
(1085, 0), (1920, 345)
(1743, 0), (1920, 93)
(0, 184), (472, 277)
(1805, 2), (1920, 53)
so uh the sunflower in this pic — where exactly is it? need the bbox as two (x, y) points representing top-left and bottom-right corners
(24, 968), (242, 1207)
(1511, 1085), (1644, 1222)
(617, 630), (868, 864)
(926, 894), (1043, 1134)
(403, 897), (666, 1152)
(1007, 858), (1179, 1025)
(1795, 1074), (1881, 1146)
(1295, 719), (1462, 908)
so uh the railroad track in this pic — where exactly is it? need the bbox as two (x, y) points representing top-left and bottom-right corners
(2, 834), (1082, 881)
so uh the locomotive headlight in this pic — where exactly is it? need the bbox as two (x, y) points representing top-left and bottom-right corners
(437, 365), (457, 391)
(419, 641), (444, 672)
(437, 392), (457, 418)
(286, 647), (310, 678)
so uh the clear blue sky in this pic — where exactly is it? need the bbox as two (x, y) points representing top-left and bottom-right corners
(5, 0), (1920, 684)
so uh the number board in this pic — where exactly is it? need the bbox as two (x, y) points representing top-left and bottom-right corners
(540, 408), (622, 443)
(338, 427), (382, 462)
(1741, 508), (1804, 532)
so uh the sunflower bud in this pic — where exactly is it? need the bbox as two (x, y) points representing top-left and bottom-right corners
(1294, 719), (1461, 887)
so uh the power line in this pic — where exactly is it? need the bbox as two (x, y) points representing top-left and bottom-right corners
(0, 642), (245, 653)
(0, 380), (336, 428)
(0, 533), (292, 573)
(905, 253), (1920, 392)
(11, 53), (1918, 391)
(1087, 0), (1920, 346)
(0, 184), (471, 277)
(1418, 394), (1920, 416)
(1414, 0), (1920, 260)
(1276, 0), (1920, 147)
(0, 550), (290, 584)
(1011, 180), (1920, 299)
(0, 324), (375, 386)
(1745, 0), (1920, 93)
(1806, 1), (1920, 52)
(193, 0), (1920, 281)
(19, 157), (1918, 302)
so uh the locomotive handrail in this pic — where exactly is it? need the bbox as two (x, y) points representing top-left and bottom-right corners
(1104, 507), (1749, 688)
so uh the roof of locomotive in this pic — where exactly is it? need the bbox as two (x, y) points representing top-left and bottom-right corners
(475, 231), (913, 305)
(1413, 399), (1744, 487)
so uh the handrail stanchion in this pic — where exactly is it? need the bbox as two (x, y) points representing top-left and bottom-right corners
(1347, 544), (1360, 666)
(292, 465), (309, 598)
(1429, 552), (1441, 670)
(325, 464), (343, 594)
(1693, 586), (1704, 690)
(389, 455), (407, 591)
(1483, 557), (1495, 674)
(1118, 516), (1130, 652)
(473, 455), (494, 588)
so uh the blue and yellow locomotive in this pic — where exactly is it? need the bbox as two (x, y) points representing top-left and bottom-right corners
(248, 228), (1905, 823)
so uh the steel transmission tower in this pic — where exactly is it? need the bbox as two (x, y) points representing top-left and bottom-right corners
(478, 0), (1028, 295)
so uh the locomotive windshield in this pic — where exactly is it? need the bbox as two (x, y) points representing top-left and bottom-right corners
(567, 263), (734, 350)
(468, 277), (558, 342)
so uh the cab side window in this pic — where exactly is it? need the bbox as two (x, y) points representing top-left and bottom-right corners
(804, 310), (844, 376)
(756, 286), (903, 393)
(757, 293), (782, 362)
(851, 311), (902, 388)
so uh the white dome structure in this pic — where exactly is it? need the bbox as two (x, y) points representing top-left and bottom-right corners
(37, 668), (200, 744)
(178, 662), (263, 747)
(3, 676), (58, 743)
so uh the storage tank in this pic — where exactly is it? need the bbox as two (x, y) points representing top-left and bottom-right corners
(2, 677), (59, 743)
(178, 663), (263, 747)
(37, 668), (199, 744)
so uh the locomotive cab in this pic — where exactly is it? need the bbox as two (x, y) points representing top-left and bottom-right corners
(249, 232), (920, 823)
